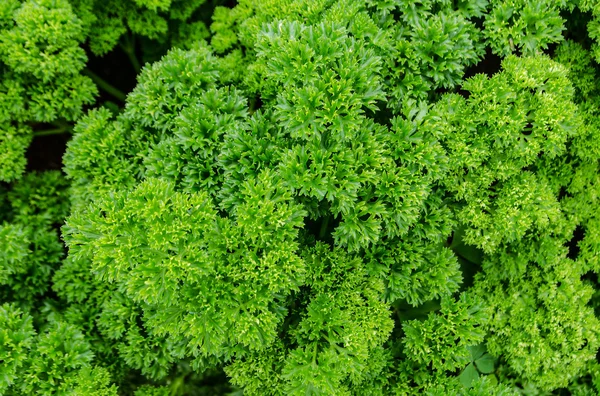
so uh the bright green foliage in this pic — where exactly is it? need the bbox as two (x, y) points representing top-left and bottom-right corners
(554, 41), (600, 280)
(578, 0), (600, 62)
(0, 0), (96, 122)
(70, 0), (208, 56)
(0, 0), (95, 182)
(365, 236), (462, 305)
(208, 0), (485, 103)
(0, 0), (211, 183)
(0, 224), (30, 285)
(428, 55), (578, 253)
(69, 367), (119, 396)
(386, 296), (492, 394)
(225, 244), (393, 395)
(427, 376), (518, 396)
(51, 257), (155, 383)
(484, 0), (567, 56)
(57, 0), (600, 392)
(7, 170), (70, 225)
(0, 124), (32, 182)
(0, 303), (35, 393)
(0, 172), (121, 395)
(9, 320), (119, 395)
(2, 0), (87, 82)
(481, 0), (600, 62)
(65, 174), (307, 360)
(474, 241), (600, 390)
(16, 321), (93, 394)
(62, 107), (141, 207)
(388, 0), (485, 102)
(0, 172), (68, 305)
(2, 0), (600, 394)
(61, 6), (450, 390)
(403, 293), (488, 372)
(0, 221), (64, 305)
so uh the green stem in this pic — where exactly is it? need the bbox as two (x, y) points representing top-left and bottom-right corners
(169, 375), (185, 396)
(318, 215), (331, 239)
(83, 69), (127, 102)
(34, 127), (70, 137)
(120, 34), (141, 73)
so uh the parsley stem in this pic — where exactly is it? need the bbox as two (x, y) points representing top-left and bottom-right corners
(319, 215), (331, 239)
(83, 69), (127, 102)
(120, 33), (142, 73)
(34, 127), (70, 137)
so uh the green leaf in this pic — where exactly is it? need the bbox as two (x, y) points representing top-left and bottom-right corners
(475, 353), (496, 374)
(459, 362), (479, 388)
(467, 344), (486, 361)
